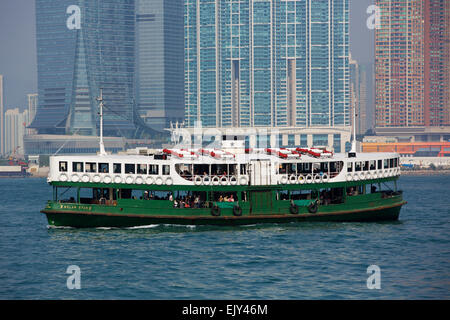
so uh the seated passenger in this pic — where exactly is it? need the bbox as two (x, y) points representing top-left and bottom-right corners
(228, 195), (234, 202)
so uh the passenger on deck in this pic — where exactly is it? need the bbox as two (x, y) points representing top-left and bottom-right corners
(228, 195), (234, 202)
(219, 195), (224, 202)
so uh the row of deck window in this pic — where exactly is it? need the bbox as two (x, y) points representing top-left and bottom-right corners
(58, 161), (170, 175)
(347, 158), (399, 173)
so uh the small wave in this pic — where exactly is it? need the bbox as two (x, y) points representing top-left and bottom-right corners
(126, 224), (160, 230)
(47, 225), (74, 229)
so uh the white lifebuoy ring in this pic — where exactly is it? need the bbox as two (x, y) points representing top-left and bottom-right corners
(194, 176), (203, 186)
(289, 174), (297, 184)
(155, 177), (163, 185)
(314, 174), (322, 183)
(220, 176), (229, 185)
(93, 174), (101, 183)
(346, 173), (353, 181)
(82, 174), (90, 183)
(305, 174), (313, 183)
(125, 176), (134, 184)
(212, 176), (220, 185)
(298, 175), (305, 184)
(71, 174), (80, 182)
(229, 176), (238, 185)
(114, 175), (123, 184)
(59, 173), (68, 182)
(353, 173), (359, 181)
(135, 176), (143, 185)
(203, 176), (211, 185)
(373, 171), (378, 179)
(165, 177), (173, 185)
(360, 172), (365, 180)
(103, 175), (112, 184)
(239, 176), (248, 185)
(280, 175), (288, 185)
(322, 173), (329, 182)
(145, 176), (154, 185)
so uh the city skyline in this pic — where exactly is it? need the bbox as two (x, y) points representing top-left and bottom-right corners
(0, 0), (375, 113)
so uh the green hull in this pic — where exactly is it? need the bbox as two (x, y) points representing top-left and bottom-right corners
(43, 177), (406, 228)
(43, 201), (405, 228)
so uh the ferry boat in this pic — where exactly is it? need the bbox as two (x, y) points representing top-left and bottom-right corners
(40, 94), (406, 228)
(41, 144), (406, 228)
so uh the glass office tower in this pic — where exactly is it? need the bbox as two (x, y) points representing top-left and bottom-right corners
(184, 0), (349, 128)
(136, 0), (185, 132)
(31, 0), (136, 137)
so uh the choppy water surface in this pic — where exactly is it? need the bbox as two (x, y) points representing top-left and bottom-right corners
(0, 176), (449, 299)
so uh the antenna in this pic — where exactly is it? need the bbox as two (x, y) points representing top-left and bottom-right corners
(350, 101), (357, 153)
(96, 89), (107, 156)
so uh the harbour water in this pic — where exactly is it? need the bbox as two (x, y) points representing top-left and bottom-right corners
(0, 176), (449, 299)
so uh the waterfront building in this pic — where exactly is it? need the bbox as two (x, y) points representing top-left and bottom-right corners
(424, 0), (450, 127)
(30, 0), (137, 137)
(375, 0), (450, 132)
(349, 54), (367, 136)
(375, 0), (425, 128)
(184, 0), (350, 129)
(4, 108), (29, 156)
(135, 0), (185, 132)
(0, 75), (4, 156)
(27, 94), (38, 135)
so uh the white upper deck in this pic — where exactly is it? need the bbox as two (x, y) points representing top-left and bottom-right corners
(48, 147), (401, 186)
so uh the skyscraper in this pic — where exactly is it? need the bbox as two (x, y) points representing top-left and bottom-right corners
(375, 0), (425, 128)
(135, 0), (185, 132)
(424, 0), (450, 127)
(27, 94), (38, 135)
(184, 0), (350, 129)
(0, 75), (4, 155)
(349, 54), (367, 135)
(31, 0), (137, 137)
(4, 108), (29, 156)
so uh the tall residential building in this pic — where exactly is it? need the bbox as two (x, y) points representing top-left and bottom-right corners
(0, 75), (4, 155)
(375, 0), (425, 128)
(424, 0), (450, 127)
(184, 0), (350, 128)
(135, 0), (185, 132)
(30, 0), (137, 137)
(349, 54), (367, 135)
(4, 108), (29, 156)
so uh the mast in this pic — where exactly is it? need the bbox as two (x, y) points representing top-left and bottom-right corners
(96, 89), (107, 156)
(350, 98), (357, 153)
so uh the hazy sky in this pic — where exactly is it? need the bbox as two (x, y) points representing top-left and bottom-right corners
(0, 0), (375, 111)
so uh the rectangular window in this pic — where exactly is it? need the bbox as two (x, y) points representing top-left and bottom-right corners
(73, 162), (83, 173)
(162, 165), (170, 175)
(113, 163), (122, 174)
(389, 158), (394, 168)
(378, 160), (382, 170)
(384, 159), (388, 169)
(85, 162), (97, 173)
(59, 161), (68, 172)
(137, 164), (147, 174)
(149, 164), (159, 175)
(347, 162), (353, 172)
(125, 164), (136, 174)
(370, 160), (376, 170)
(99, 163), (109, 173)
(355, 162), (361, 172)
(363, 161), (369, 171)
